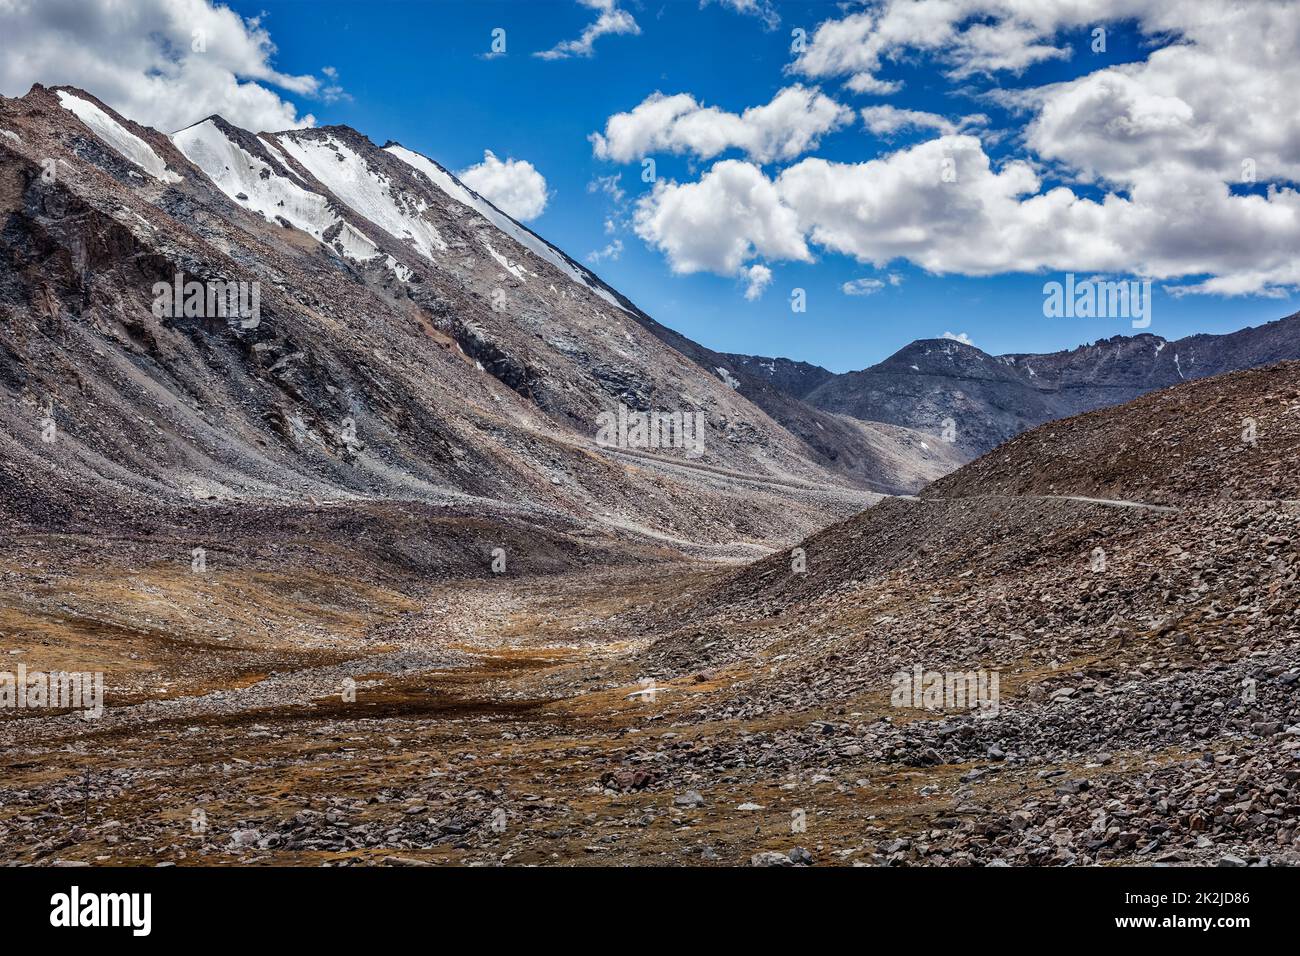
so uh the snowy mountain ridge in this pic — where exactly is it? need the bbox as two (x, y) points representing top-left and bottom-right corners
(167, 110), (630, 315)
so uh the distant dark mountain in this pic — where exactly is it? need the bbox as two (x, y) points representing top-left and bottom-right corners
(789, 314), (1300, 456)
(720, 353), (835, 399)
(622, 322), (964, 495)
(802, 337), (1058, 456)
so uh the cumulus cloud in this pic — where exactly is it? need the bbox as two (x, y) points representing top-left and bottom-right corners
(459, 151), (550, 222)
(1024, 21), (1300, 190)
(632, 2), (1300, 298)
(636, 135), (1047, 277)
(790, 2), (1077, 94)
(591, 85), (853, 164)
(587, 238), (623, 264)
(794, 1), (1300, 190)
(743, 264), (773, 300)
(861, 105), (987, 138)
(942, 331), (974, 345)
(773, 137), (1046, 274)
(0, 0), (325, 132)
(633, 159), (810, 276)
(847, 74), (905, 95)
(535, 0), (640, 61)
(634, 133), (1300, 295)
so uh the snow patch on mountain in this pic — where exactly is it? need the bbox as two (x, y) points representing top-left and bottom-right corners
(384, 143), (628, 312)
(482, 240), (529, 281)
(172, 119), (384, 266)
(56, 90), (181, 183)
(258, 135), (308, 185)
(384, 255), (412, 281)
(275, 132), (448, 260)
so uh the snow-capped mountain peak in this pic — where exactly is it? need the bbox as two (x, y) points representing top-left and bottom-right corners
(273, 128), (449, 261)
(171, 117), (383, 264)
(384, 142), (627, 312)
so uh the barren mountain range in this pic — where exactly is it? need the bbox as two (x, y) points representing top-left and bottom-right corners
(3, 328), (1294, 867)
(5, 83), (1296, 547)
(732, 315), (1300, 456)
(0, 83), (966, 564)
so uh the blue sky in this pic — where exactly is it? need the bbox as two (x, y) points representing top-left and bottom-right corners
(11, 0), (1295, 373)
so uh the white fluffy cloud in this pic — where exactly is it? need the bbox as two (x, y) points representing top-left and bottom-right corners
(0, 0), (324, 132)
(795, 1), (1300, 189)
(459, 151), (550, 222)
(635, 134), (1300, 293)
(842, 277), (885, 296)
(942, 331), (974, 345)
(847, 74), (904, 96)
(1024, 11), (1300, 191)
(632, 1), (1300, 297)
(790, 1), (1084, 93)
(743, 264), (773, 300)
(591, 85), (853, 164)
(633, 159), (810, 275)
(587, 238), (623, 264)
(535, 0), (640, 61)
(773, 137), (1049, 275)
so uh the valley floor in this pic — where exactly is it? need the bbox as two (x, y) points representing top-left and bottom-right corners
(0, 560), (827, 865)
(1, 501), (1296, 866)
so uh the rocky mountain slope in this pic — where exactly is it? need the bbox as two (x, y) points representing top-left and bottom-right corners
(5, 358), (1295, 868)
(5, 356), (1296, 868)
(622, 317), (960, 495)
(925, 360), (1300, 506)
(804, 338), (1060, 456)
(0, 84), (959, 556)
(627, 358), (1300, 865)
(774, 316), (1300, 457)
